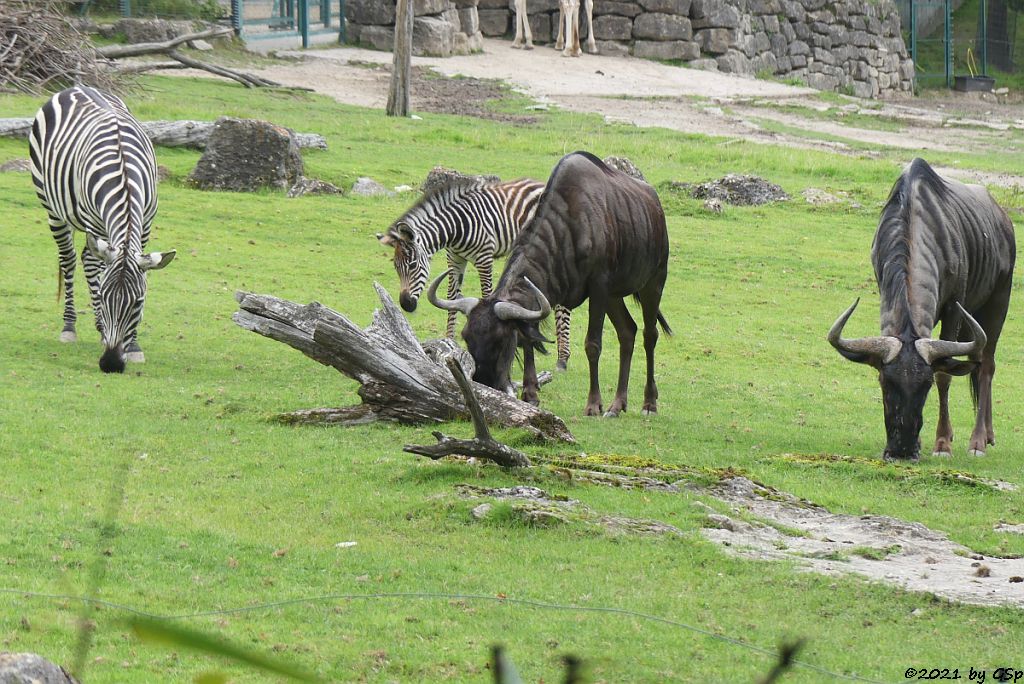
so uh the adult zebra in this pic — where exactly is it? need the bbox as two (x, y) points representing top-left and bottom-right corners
(30, 85), (175, 373)
(377, 178), (573, 370)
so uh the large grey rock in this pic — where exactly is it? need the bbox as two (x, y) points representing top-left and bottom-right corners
(189, 118), (303, 193)
(458, 6), (481, 33)
(347, 0), (396, 25)
(638, 0), (690, 15)
(633, 39), (700, 59)
(0, 159), (31, 173)
(0, 653), (78, 684)
(415, 0), (453, 14)
(352, 177), (391, 196)
(477, 0), (507, 8)
(414, 15), (456, 55)
(694, 27), (733, 53)
(597, 39), (632, 55)
(594, 14), (633, 40)
(287, 177), (343, 197)
(114, 18), (194, 43)
(633, 12), (691, 40)
(788, 39), (809, 56)
(511, 0), (560, 13)
(477, 8), (510, 34)
(691, 0), (740, 28)
(603, 156), (646, 181)
(716, 49), (750, 73)
(358, 24), (396, 50)
(594, 0), (642, 16)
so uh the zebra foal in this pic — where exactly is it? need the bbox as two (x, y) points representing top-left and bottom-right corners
(378, 178), (572, 370)
(30, 85), (175, 373)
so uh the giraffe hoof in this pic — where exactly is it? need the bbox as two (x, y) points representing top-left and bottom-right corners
(125, 351), (145, 363)
(59, 331), (77, 343)
(524, 44), (534, 50)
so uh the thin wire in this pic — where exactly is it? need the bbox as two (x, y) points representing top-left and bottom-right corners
(0, 587), (885, 683)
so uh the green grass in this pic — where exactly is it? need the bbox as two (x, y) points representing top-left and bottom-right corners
(3, 75), (1024, 682)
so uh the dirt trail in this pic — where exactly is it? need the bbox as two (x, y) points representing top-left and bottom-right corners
(250, 38), (1024, 186)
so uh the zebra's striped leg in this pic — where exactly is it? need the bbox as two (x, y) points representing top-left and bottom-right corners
(554, 305), (571, 370)
(81, 247), (105, 335)
(125, 338), (145, 364)
(50, 220), (78, 343)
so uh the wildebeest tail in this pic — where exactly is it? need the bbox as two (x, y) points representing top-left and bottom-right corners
(658, 311), (673, 336)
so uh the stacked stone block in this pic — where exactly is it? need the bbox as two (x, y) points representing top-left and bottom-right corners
(346, 0), (913, 96)
(347, 0), (484, 55)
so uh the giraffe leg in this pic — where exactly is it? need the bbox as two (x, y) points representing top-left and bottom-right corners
(555, 3), (566, 50)
(583, 0), (597, 53)
(512, 0), (533, 49)
(561, 0), (581, 57)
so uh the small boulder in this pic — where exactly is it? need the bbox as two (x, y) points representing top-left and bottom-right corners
(0, 159), (31, 173)
(421, 166), (500, 194)
(188, 117), (303, 192)
(603, 156), (646, 181)
(351, 177), (391, 196)
(0, 653), (79, 683)
(287, 177), (343, 197)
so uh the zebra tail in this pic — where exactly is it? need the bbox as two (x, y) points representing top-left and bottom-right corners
(657, 311), (673, 336)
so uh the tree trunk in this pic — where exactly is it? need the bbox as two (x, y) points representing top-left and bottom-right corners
(386, 0), (414, 116)
(232, 284), (575, 443)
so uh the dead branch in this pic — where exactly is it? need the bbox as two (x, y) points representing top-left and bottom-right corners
(403, 357), (531, 467)
(94, 26), (234, 59)
(0, 118), (326, 150)
(233, 284), (575, 444)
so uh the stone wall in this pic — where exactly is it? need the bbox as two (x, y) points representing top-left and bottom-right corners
(347, 0), (484, 56)
(477, 0), (914, 96)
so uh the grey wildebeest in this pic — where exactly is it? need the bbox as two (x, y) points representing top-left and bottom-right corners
(429, 151), (671, 416)
(828, 158), (1015, 461)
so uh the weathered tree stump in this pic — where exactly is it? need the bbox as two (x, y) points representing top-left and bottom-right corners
(232, 284), (574, 443)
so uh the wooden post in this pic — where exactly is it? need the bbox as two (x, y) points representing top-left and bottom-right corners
(386, 0), (413, 116)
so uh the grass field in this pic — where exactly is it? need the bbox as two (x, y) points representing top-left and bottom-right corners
(2, 75), (1024, 682)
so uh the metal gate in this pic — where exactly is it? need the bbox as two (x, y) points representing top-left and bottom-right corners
(235, 0), (345, 47)
(899, 0), (954, 87)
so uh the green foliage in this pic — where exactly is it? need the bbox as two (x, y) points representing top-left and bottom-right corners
(86, 0), (224, 20)
(2, 75), (1024, 682)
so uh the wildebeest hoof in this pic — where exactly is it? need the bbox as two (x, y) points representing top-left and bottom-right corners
(584, 405), (603, 417)
(603, 410), (620, 418)
(555, 360), (568, 372)
(59, 331), (77, 343)
(641, 408), (657, 416)
(968, 448), (986, 457)
(126, 351), (145, 363)
(931, 450), (952, 458)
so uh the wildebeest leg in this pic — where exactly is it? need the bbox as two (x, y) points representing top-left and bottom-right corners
(584, 298), (607, 416)
(554, 306), (571, 371)
(445, 256), (468, 339)
(603, 297), (636, 417)
(932, 372), (953, 456)
(50, 219), (78, 342)
(521, 342), (540, 406)
(638, 270), (666, 415)
(81, 246), (105, 335)
(968, 291), (1010, 455)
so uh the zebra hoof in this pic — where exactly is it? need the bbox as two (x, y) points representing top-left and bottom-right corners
(555, 360), (568, 372)
(59, 331), (77, 343)
(126, 351), (146, 363)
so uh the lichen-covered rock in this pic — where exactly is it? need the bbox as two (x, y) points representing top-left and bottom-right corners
(188, 118), (303, 193)
(602, 156), (646, 181)
(0, 653), (78, 684)
(633, 12), (692, 40)
(421, 165), (501, 193)
(351, 177), (391, 196)
(287, 177), (343, 197)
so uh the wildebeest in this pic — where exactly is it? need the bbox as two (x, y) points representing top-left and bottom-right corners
(429, 151), (671, 415)
(828, 158), (1015, 461)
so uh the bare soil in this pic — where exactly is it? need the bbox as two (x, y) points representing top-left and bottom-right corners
(252, 38), (1024, 186)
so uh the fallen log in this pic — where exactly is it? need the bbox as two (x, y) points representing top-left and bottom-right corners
(403, 357), (531, 467)
(232, 284), (575, 443)
(0, 118), (327, 150)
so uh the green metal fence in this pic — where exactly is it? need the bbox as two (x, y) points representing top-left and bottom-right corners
(236, 0), (345, 46)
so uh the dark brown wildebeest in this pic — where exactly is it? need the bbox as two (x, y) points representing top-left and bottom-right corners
(828, 158), (1015, 461)
(429, 151), (671, 416)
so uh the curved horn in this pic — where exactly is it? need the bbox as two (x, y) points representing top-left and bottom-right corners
(426, 270), (478, 315)
(494, 277), (552, 321)
(827, 298), (902, 365)
(914, 302), (987, 365)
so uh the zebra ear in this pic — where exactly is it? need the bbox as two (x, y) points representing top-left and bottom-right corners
(138, 249), (176, 271)
(394, 223), (415, 243)
(86, 233), (117, 263)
